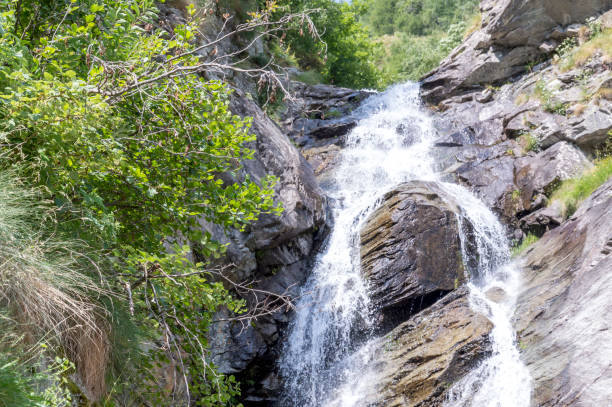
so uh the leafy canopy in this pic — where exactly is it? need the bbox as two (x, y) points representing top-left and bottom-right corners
(0, 0), (281, 404)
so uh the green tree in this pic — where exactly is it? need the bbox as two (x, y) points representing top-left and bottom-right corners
(270, 0), (381, 88)
(0, 0), (283, 404)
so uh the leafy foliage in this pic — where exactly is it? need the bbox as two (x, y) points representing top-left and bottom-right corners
(267, 0), (382, 88)
(361, 0), (479, 86)
(0, 354), (74, 407)
(361, 0), (478, 37)
(0, 0), (282, 404)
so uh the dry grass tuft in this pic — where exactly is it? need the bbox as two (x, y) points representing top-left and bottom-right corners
(561, 28), (612, 71)
(464, 12), (482, 40)
(0, 169), (111, 401)
(571, 103), (587, 116)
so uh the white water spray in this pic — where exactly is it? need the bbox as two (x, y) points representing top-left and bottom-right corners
(443, 184), (533, 407)
(278, 83), (532, 406)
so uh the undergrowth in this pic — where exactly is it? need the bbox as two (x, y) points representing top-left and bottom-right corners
(550, 155), (612, 218)
(0, 169), (100, 405)
(512, 233), (540, 257)
(558, 24), (612, 71)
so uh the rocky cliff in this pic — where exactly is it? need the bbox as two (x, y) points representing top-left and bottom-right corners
(513, 178), (612, 406)
(200, 0), (612, 405)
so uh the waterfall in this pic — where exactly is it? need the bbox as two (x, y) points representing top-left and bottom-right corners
(442, 184), (533, 407)
(277, 82), (532, 406)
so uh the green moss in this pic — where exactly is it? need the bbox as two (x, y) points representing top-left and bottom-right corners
(511, 233), (540, 257)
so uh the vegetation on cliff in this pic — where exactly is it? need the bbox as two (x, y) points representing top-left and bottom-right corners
(551, 151), (612, 218)
(270, 0), (381, 89)
(0, 0), (286, 404)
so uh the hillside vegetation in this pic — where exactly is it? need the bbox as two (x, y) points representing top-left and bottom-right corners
(360, 0), (480, 86)
(0, 0), (280, 405)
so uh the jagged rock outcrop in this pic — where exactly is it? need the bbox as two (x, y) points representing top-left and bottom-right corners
(421, 0), (612, 104)
(514, 141), (591, 210)
(431, 8), (611, 235)
(360, 287), (493, 406)
(281, 83), (374, 181)
(360, 181), (470, 328)
(513, 178), (612, 406)
(206, 90), (331, 394)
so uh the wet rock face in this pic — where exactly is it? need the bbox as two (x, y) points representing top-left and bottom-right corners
(206, 89), (331, 392)
(513, 179), (612, 406)
(280, 82), (374, 181)
(421, 0), (612, 103)
(362, 288), (493, 407)
(360, 181), (470, 328)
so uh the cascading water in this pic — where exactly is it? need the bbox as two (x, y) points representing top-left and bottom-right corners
(443, 184), (533, 407)
(278, 82), (532, 406)
(278, 83), (437, 406)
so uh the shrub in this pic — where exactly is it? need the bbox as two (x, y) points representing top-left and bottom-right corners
(0, 0), (282, 403)
(271, 0), (382, 89)
(362, 0), (480, 87)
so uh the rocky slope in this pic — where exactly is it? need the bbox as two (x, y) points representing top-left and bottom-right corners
(513, 178), (612, 406)
(429, 5), (612, 237)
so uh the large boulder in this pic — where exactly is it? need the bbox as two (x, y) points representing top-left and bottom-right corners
(421, 0), (612, 104)
(513, 178), (612, 406)
(360, 181), (471, 328)
(359, 288), (493, 406)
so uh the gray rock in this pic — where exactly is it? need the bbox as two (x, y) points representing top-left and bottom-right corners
(207, 90), (331, 379)
(282, 82), (373, 146)
(514, 178), (612, 406)
(280, 82), (374, 179)
(359, 181), (470, 327)
(438, 141), (521, 224)
(359, 288), (493, 407)
(514, 141), (592, 211)
(421, 0), (612, 104)
(566, 104), (612, 151)
(518, 202), (564, 236)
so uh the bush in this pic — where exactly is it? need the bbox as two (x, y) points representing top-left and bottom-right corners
(270, 0), (382, 88)
(0, 0), (281, 403)
(362, 0), (479, 87)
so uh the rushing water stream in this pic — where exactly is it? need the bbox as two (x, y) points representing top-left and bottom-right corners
(278, 83), (532, 406)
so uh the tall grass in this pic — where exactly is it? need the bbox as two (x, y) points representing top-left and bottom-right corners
(512, 233), (540, 257)
(0, 168), (111, 401)
(550, 156), (612, 217)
